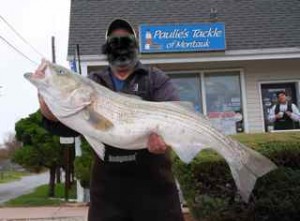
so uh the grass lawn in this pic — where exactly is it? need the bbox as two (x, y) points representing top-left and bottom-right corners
(4, 183), (77, 207)
(0, 171), (31, 184)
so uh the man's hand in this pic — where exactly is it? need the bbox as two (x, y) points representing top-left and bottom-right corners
(275, 112), (284, 119)
(147, 133), (168, 154)
(38, 93), (58, 122)
(285, 111), (292, 117)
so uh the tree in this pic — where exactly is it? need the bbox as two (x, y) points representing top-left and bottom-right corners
(0, 148), (8, 163)
(12, 111), (64, 197)
(3, 133), (21, 157)
(0, 133), (21, 163)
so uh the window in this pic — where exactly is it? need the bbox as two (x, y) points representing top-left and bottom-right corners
(170, 71), (244, 135)
(204, 72), (244, 134)
(171, 74), (202, 113)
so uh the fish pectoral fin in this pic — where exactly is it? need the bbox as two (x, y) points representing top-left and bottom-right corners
(84, 105), (113, 131)
(83, 135), (105, 160)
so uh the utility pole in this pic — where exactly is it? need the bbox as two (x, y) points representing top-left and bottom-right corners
(74, 44), (85, 202)
(51, 36), (62, 184)
(52, 36), (71, 201)
(51, 36), (56, 63)
(76, 44), (82, 75)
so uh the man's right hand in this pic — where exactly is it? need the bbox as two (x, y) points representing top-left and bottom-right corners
(38, 93), (58, 122)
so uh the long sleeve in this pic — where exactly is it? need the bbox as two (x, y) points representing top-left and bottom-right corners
(268, 105), (276, 123)
(42, 117), (80, 137)
(291, 104), (300, 122)
(150, 68), (179, 102)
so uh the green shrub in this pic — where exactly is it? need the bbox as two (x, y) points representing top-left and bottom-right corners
(173, 132), (300, 221)
(72, 132), (300, 220)
(253, 168), (300, 221)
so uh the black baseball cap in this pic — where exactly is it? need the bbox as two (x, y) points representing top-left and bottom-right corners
(106, 19), (136, 39)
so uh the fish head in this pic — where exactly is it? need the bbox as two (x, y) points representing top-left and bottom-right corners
(24, 59), (96, 118)
(24, 59), (82, 98)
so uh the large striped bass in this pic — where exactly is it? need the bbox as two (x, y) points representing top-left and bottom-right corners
(24, 60), (277, 202)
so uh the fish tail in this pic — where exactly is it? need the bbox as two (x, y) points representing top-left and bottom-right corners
(229, 144), (277, 202)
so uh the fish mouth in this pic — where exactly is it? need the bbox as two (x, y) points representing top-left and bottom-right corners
(24, 72), (33, 79)
(24, 71), (46, 80)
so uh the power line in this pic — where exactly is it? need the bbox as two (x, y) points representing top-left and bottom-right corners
(0, 15), (46, 58)
(0, 35), (39, 65)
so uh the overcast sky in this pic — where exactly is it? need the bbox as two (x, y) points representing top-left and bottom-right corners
(0, 0), (71, 145)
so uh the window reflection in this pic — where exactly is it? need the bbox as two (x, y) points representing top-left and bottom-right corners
(205, 72), (243, 134)
(170, 74), (202, 113)
(169, 71), (244, 135)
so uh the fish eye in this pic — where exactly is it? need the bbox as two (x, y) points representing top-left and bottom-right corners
(59, 69), (65, 74)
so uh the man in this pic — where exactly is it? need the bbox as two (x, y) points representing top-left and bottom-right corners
(37, 19), (184, 221)
(268, 90), (300, 130)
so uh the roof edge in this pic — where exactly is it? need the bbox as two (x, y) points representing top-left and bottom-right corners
(67, 47), (300, 65)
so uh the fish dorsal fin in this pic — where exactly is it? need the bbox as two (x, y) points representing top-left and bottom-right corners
(118, 92), (142, 100)
(83, 104), (113, 131)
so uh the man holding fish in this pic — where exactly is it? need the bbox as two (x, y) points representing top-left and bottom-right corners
(35, 19), (184, 221)
(28, 18), (276, 221)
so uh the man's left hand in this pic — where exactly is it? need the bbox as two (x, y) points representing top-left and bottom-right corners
(147, 133), (167, 154)
(286, 111), (292, 117)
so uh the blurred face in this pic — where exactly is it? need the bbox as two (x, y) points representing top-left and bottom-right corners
(107, 29), (137, 80)
(112, 65), (133, 80)
(111, 29), (131, 36)
(278, 93), (287, 104)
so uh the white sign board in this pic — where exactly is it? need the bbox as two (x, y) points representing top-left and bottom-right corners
(60, 137), (75, 144)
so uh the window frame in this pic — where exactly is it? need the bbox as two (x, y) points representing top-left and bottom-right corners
(168, 68), (248, 133)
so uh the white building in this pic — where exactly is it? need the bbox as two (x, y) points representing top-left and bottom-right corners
(67, 0), (300, 134)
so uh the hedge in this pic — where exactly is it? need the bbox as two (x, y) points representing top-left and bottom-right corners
(74, 133), (300, 220)
(173, 132), (300, 221)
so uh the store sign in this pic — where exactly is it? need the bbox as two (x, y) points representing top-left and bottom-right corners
(139, 23), (226, 53)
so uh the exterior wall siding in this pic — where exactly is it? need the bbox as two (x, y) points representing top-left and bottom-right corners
(82, 58), (300, 134)
(243, 59), (300, 133)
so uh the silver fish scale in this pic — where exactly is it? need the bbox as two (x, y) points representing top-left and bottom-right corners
(85, 78), (248, 170)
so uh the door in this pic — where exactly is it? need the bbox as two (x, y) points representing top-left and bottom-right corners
(261, 82), (299, 132)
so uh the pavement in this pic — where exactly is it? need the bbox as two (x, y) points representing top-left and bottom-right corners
(0, 206), (192, 221)
(0, 206), (88, 221)
(0, 172), (49, 204)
